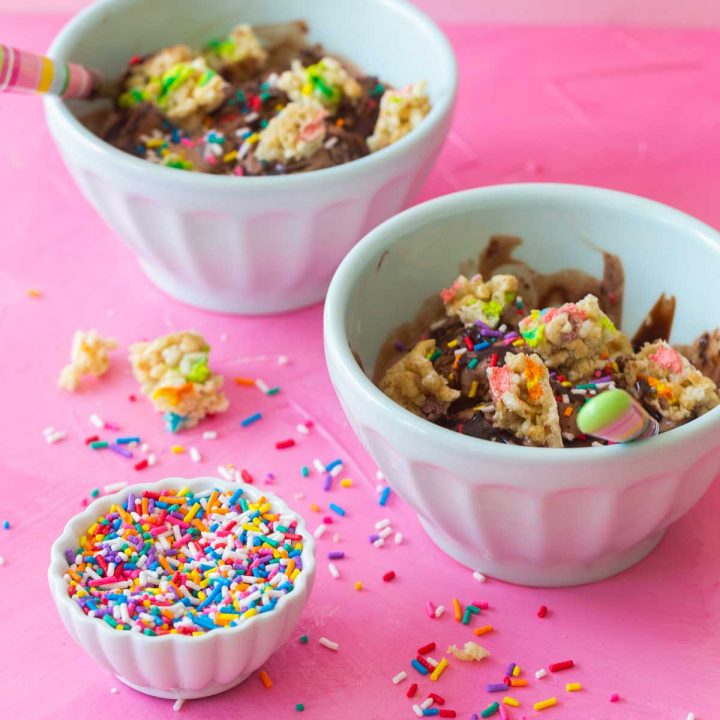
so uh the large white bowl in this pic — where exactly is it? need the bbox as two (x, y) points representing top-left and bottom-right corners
(48, 477), (316, 699)
(44, 0), (457, 314)
(324, 184), (720, 587)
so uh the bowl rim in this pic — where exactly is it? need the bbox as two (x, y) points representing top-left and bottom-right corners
(44, 0), (458, 190)
(324, 182), (720, 464)
(48, 476), (316, 646)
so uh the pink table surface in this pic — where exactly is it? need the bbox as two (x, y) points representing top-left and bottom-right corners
(2, 14), (720, 720)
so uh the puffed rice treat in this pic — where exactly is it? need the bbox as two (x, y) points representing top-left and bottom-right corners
(367, 81), (431, 152)
(624, 340), (719, 422)
(519, 294), (625, 381)
(447, 642), (491, 662)
(129, 331), (229, 432)
(379, 339), (460, 419)
(255, 99), (329, 162)
(486, 352), (563, 447)
(58, 330), (118, 392)
(277, 57), (362, 109)
(441, 273), (518, 328)
(203, 24), (268, 78)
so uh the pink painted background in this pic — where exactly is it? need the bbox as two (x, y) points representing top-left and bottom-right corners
(1, 4), (720, 720)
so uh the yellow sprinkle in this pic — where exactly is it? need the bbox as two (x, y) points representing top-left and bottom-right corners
(259, 670), (272, 688)
(223, 150), (238, 163)
(512, 339), (524, 346)
(354, 581), (363, 591)
(247, 133), (260, 144)
(340, 479), (353, 488)
(243, 608), (258, 619)
(447, 339), (458, 348)
(145, 138), (164, 148)
(566, 682), (582, 692)
(214, 613), (236, 626)
(170, 445), (185, 454)
(27, 288), (42, 298)
(533, 697), (558, 711)
(183, 503), (200, 523)
(512, 665), (521, 677)
(503, 697), (520, 707)
(430, 657), (448, 681)
(290, 568), (300, 581)
(468, 381), (479, 399)
(561, 381), (573, 387)
(309, 503), (321, 512)
(473, 624), (493, 636)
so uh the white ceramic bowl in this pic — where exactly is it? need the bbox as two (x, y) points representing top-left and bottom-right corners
(48, 477), (316, 699)
(44, 0), (457, 315)
(324, 183), (720, 587)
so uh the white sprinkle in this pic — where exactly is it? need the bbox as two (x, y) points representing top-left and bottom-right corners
(412, 705), (424, 717)
(378, 526), (392, 539)
(434, 605), (445, 618)
(217, 465), (233, 481)
(147, 453), (157, 466)
(392, 671), (407, 685)
(313, 524), (327, 539)
(332, 533), (340, 543)
(324, 136), (339, 149)
(375, 518), (391, 530)
(189, 447), (202, 463)
(562, 394), (570, 404)
(42, 426), (55, 437)
(535, 668), (547, 679)
(46, 430), (67, 444)
(571, 388), (587, 395)
(421, 698), (434, 709)
(686, 714), (696, 720)
(103, 481), (128, 494)
(373, 538), (385, 548)
(244, 112), (260, 123)
(328, 562), (340, 579)
(375, 484), (385, 494)
(173, 698), (185, 711)
(376, 471), (386, 481)
(430, 319), (445, 330)
(255, 379), (270, 394)
(141, 443), (150, 452)
(318, 636), (339, 651)
(454, 347), (468, 357)
(234, 469), (243, 483)
(330, 464), (343, 478)
(277, 355), (289, 365)
(473, 571), (487, 583)
(110, 687), (118, 694)
(202, 431), (217, 440)
(313, 459), (325, 473)
(562, 432), (576, 442)
(293, 492), (304, 500)
(89, 413), (104, 428)
(0, 556), (5, 565)
(296, 424), (310, 435)
(394, 532), (404, 545)
(425, 656), (439, 668)
(498, 324), (508, 333)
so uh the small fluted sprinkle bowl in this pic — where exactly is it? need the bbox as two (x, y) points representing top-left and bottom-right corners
(48, 477), (316, 699)
(324, 183), (720, 586)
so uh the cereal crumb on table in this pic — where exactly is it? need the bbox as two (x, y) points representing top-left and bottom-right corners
(58, 329), (118, 391)
(519, 294), (627, 381)
(203, 24), (268, 76)
(255, 99), (329, 162)
(367, 81), (431, 152)
(625, 340), (719, 422)
(380, 339), (460, 419)
(278, 57), (362, 109)
(129, 331), (228, 432)
(441, 273), (518, 328)
(447, 641), (490, 661)
(487, 352), (563, 447)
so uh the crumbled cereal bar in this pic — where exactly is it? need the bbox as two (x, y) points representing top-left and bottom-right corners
(379, 339), (460, 419)
(519, 294), (625, 381)
(255, 99), (328, 162)
(129, 331), (228, 432)
(203, 24), (268, 77)
(624, 340), (719, 422)
(486, 352), (562, 447)
(277, 57), (362, 109)
(58, 330), (118, 391)
(447, 642), (490, 662)
(681, 329), (720, 386)
(441, 273), (518, 328)
(367, 81), (431, 152)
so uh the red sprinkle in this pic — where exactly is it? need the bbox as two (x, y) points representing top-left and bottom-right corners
(383, 570), (396, 582)
(417, 642), (436, 655)
(241, 469), (254, 484)
(549, 660), (574, 672)
(490, 353), (499, 367)
(407, 683), (418, 698)
(84, 435), (100, 445)
(415, 655), (433, 672)
(128, 394), (137, 402)
(464, 336), (474, 351)
(128, 54), (143, 66)
(538, 605), (548, 618)
(429, 693), (445, 705)
(439, 711), (456, 718)
(275, 439), (295, 449)
(134, 459), (148, 471)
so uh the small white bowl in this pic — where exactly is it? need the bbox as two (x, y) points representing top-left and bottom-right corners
(324, 183), (720, 587)
(44, 0), (457, 314)
(48, 477), (316, 699)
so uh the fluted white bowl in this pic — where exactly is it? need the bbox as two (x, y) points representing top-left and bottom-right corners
(44, 0), (457, 314)
(48, 477), (316, 699)
(324, 184), (720, 586)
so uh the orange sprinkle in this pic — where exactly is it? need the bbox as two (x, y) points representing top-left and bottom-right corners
(563, 406), (574, 417)
(473, 624), (494, 636)
(234, 377), (256, 386)
(452, 598), (462, 622)
(259, 670), (272, 688)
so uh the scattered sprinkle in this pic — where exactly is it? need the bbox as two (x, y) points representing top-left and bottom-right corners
(318, 636), (339, 651)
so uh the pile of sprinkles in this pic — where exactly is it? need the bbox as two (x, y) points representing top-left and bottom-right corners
(62, 486), (305, 634)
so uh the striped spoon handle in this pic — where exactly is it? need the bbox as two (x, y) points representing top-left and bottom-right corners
(0, 44), (97, 98)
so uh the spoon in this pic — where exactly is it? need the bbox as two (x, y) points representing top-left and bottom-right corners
(576, 388), (659, 444)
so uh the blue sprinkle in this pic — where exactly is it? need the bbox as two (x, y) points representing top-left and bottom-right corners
(116, 436), (140, 445)
(379, 486), (391, 506)
(411, 659), (429, 675)
(240, 412), (262, 427)
(325, 459), (343, 471)
(164, 412), (186, 433)
(2, 520), (9, 530)
(328, 503), (346, 517)
(423, 710), (440, 717)
(229, 487), (244, 506)
(473, 341), (490, 352)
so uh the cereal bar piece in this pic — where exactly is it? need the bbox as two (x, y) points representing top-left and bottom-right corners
(624, 340), (719, 423)
(128, 45), (196, 85)
(129, 331), (228, 432)
(58, 330), (118, 391)
(255, 99), (328, 162)
(120, 56), (228, 127)
(519, 294), (626, 381)
(277, 57), (362, 110)
(440, 273), (518, 328)
(367, 81), (431, 152)
(486, 352), (562, 447)
(203, 24), (268, 79)
(447, 642), (490, 662)
(681, 329), (720, 386)
(379, 339), (460, 419)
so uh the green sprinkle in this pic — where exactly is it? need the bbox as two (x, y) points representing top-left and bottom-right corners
(185, 357), (210, 382)
(467, 358), (480, 370)
(429, 348), (442, 362)
(296, 704), (305, 712)
(260, 118), (269, 129)
(575, 383), (598, 390)
(466, 604), (481, 614)
(261, 535), (279, 548)
(481, 702), (500, 718)
(299, 634), (308, 644)
(369, 83), (385, 97)
(461, 609), (472, 625)
(267, 387), (281, 395)
(301, 466), (309, 477)
(90, 488), (100, 498)
(103, 615), (119, 628)
(260, 91), (271, 102)
(89, 441), (109, 450)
